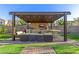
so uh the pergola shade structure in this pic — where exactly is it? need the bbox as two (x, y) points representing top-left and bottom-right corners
(9, 12), (71, 41)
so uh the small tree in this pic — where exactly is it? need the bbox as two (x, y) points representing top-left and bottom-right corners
(56, 19), (64, 26)
(16, 19), (26, 25)
(0, 25), (7, 34)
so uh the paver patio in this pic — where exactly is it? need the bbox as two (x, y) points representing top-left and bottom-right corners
(21, 47), (55, 54)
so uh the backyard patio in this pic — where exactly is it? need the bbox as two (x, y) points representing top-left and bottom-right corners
(1, 11), (77, 54)
(1, 11), (79, 54)
(9, 12), (71, 42)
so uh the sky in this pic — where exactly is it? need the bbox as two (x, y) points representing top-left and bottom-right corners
(0, 4), (79, 21)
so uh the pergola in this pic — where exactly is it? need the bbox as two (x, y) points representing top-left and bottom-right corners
(9, 12), (71, 41)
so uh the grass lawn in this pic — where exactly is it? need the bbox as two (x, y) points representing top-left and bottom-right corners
(0, 43), (50, 54)
(61, 33), (79, 41)
(67, 34), (79, 41)
(51, 44), (79, 54)
(0, 44), (26, 54)
(0, 43), (79, 54)
(0, 34), (12, 40)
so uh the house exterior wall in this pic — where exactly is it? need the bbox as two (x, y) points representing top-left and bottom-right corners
(5, 20), (12, 26)
(0, 18), (5, 25)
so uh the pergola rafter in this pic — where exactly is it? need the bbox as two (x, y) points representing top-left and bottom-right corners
(16, 15), (63, 23)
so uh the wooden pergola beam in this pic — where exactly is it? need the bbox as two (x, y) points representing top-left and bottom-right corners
(9, 12), (71, 16)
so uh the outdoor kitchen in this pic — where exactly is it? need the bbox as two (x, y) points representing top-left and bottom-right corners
(16, 23), (54, 42)
(9, 12), (70, 42)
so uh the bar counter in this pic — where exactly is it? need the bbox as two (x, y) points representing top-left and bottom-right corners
(17, 33), (53, 42)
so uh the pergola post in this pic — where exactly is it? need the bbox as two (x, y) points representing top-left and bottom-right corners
(12, 13), (16, 41)
(64, 13), (67, 41)
(51, 23), (52, 29)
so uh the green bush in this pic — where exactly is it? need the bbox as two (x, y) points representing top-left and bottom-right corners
(0, 27), (8, 34)
(0, 34), (12, 40)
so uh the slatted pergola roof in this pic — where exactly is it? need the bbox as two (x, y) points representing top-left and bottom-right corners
(9, 12), (71, 23)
